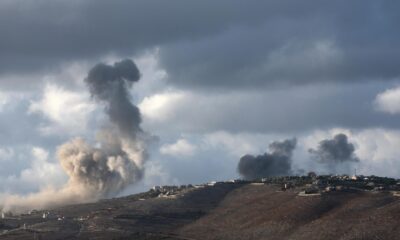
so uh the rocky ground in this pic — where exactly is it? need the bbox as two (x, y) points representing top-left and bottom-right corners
(1, 181), (400, 239)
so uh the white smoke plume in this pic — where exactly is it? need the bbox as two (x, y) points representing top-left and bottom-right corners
(0, 59), (148, 213)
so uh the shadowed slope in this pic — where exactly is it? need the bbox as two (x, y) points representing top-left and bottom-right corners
(1, 183), (400, 239)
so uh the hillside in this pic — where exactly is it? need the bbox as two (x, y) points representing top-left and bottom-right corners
(1, 177), (400, 240)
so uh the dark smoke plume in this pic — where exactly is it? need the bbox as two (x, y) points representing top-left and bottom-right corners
(309, 133), (359, 164)
(0, 59), (148, 213)
(238, 138), (297, 180)
(85, 59), (142, 135)
(309, 133), (359, 174)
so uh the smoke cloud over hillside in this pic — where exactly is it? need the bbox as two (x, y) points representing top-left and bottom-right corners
(309, 133), (359, 174)
(238, 138), (297, 180)
(0, 59), (148, 213)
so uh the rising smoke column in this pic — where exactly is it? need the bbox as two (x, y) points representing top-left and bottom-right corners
(308, 133), (359, 174)
(237, 138), (297, 180)
(0, 59), (148, 213)
(85, 59), (142, 135)
(58, 59), (147, 197)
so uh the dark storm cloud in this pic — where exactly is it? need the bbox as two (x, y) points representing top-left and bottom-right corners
(309, 133), (359, 164)
(145, 82), (400, 135)
(160, 1), (400, 89)
(237, 138), (296, 180)
(0, 0), (270, 75)
(1, 0), (400, 89)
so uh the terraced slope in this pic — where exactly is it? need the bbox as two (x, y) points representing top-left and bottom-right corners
(1, 183), (400, 239)
(180, 185), (400, 240)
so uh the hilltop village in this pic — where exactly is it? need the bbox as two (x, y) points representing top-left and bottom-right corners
(2, 174), (400, 221)
(147, 173), (400, 198)
(1, 174), (400, 239)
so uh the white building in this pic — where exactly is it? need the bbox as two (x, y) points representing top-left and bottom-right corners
(207, 181), (217, 186)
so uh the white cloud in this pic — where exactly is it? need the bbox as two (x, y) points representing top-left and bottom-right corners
(160, 139), (197, 157)
(143, 160), (180, 187)
(118, 159), (180, 196)
(0, 90), (28, 112)
(29, 84), (96, 136)
(202, 131), (270, 158)
(352, 129), (400, 177)
(0, 146), (66, 194)
(0, 92), (10, 111)
(133, 48), (168, 99)
(374, 86), (400, 114)
(138, 83), (375, 135)
(138, 90), (187, 123)
(18, 147), (65, 187)
(0, 147), (14, 162)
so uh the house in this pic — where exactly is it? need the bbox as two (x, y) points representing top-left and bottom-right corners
(207, 181), (217, 186)
(325, 186), (335, 192)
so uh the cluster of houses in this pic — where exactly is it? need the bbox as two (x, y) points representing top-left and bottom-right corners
(149, 179), (248, 198)
(170, 174), (400, 196)
(151, 184), (195, 198)
(0, 209), (66, 222)
(149, 179), (253, 198)
(305, 174), (400, 194)
(2, 173), (400, 234)
(261, 174), (400, 196)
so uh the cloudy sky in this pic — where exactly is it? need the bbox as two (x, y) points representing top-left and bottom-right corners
(1, 0), (400, 197)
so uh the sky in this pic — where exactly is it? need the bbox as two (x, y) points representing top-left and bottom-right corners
(1, 0), (400, 198)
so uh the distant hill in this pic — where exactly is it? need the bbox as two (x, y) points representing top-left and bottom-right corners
(1, 177), (400, 240)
